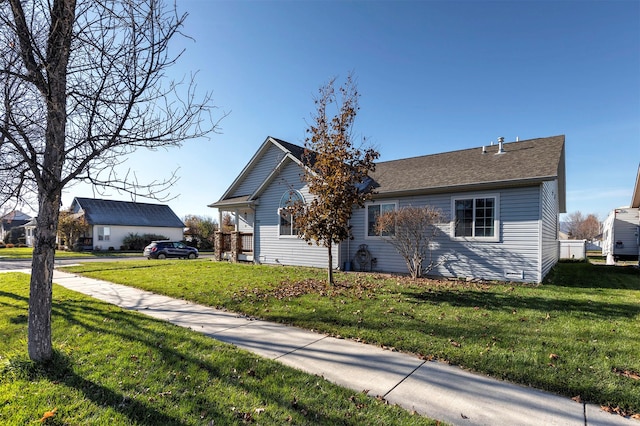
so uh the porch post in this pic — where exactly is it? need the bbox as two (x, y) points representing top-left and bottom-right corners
(214, 231), (223, 261)
(231, 231), (241, 263)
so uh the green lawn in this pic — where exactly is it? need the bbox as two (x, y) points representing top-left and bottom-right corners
(0, 273), (438, 425)
(0, 247), (142, 259)
(58, 259), (640, 417)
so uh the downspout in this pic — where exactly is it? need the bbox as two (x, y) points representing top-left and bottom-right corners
(251, 204), (258, 264)
(538, 183), (544, 283)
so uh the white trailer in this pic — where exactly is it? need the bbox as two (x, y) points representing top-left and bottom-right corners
(601, 207), (639, 263)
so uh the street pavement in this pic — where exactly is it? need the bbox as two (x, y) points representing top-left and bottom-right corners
(1, 267), (637, 426)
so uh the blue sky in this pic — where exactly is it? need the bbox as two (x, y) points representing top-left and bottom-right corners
(62, 0), (640, 221)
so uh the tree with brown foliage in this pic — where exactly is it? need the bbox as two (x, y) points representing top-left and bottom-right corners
(183, 214), (218, 249)
(221, 212), (236, 232)
(376, 205), (448, 279)
(565, 211), (601, 241)
(0, 0), (219, 361)
(57, 208), (89, 250)
(291, 74), (379, 284)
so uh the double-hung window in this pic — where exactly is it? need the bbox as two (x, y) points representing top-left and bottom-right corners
(278, 190), (303, 237)
(97, 226), (110, 241)
(366, 202), (397, 238)
(452, 195), (499, 240)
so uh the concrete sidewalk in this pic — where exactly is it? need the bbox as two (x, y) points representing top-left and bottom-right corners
(7, 268), (637, 426)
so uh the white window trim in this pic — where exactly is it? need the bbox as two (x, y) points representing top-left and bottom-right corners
(97, 226), (111, 241)
(365, 200), (399, 240)
(278, 190), (304, 238)
(450, 194), (500, 242)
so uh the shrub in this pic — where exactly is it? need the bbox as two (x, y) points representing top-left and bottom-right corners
(4, 227), (25, 245)
(122, 233), (168, 251)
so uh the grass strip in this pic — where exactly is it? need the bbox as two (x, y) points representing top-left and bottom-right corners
(0, 247), (144, 259)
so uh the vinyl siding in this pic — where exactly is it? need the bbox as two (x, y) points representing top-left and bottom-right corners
(602, 208), (640, 257)
(91, 225), (183, 250)
(540, 180), (560, 281)
(231, 144), (288, 198)
(254, 159), (338, 268)
(344, 186), (545, 282)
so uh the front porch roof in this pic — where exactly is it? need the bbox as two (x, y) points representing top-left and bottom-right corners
(208, 195), (255, 209)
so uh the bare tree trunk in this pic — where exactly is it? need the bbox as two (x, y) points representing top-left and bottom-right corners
(28, 195), (61, 361)
(327, 244), (334, 285)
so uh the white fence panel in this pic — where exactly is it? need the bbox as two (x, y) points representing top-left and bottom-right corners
(560, 240), (586, 260)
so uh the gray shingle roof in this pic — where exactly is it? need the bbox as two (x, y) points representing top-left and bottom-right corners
(370, 135), (565, 197)
(271, 137), (306, 162)
(1, 210), (32, 222)
(73, 198), (184, 228)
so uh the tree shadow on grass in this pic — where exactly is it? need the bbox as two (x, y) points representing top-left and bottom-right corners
(544, 262), (640, 290)
(32, 350), (184, 425)
(407, 289), (639, 319)
(47, 295), (381, 425)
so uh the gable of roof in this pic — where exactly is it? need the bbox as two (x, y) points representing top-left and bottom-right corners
(370, 135), (566, 211)
(72, 198), (184, 228)
(209, 136), (306, 208)
(1, 210), (32, 223)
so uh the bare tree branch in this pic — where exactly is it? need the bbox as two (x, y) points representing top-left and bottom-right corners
(0, 0), (221, 361)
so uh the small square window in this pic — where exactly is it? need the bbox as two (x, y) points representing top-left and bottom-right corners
(366, 202), (397, 238)
(98, 226), (110, 241)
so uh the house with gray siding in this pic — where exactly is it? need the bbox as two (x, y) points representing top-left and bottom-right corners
(70, 197), (185, 250)
(209, 135), (566, 283)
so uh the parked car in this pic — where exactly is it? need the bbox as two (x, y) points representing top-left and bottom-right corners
(143, 241), (198, 259)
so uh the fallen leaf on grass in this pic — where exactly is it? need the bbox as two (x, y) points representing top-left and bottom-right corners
(549, 353), (559, 360)
(612, 367), (640, 380)
(39, 407), (57, 423)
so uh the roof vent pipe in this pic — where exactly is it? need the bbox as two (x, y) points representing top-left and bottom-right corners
(496, 136), (505, 155)
(482, 145), (486, 154)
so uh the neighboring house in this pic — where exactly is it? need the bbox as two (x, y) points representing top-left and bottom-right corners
(23, 217), (37, 247)
(209, 135), (566, 283)
(0, 210), (32, 243)
(70, 197), (185, 250)
(602, 164), (640, 263)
